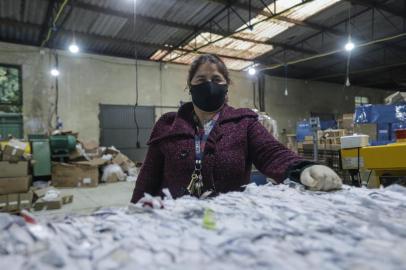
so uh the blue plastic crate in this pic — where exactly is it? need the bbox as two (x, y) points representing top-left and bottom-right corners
(296, 121), (312, 142)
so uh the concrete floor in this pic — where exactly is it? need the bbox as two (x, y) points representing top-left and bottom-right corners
(33, 181), (135, 216)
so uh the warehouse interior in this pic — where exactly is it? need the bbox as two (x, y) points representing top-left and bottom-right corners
(0, 0), (405, 269)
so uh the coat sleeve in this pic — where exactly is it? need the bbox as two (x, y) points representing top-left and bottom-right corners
(247, 118), (311, 183)
(131, 112), (176, 203)
(131, 142), (164, 203)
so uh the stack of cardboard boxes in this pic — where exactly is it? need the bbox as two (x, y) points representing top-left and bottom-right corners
(300, 130), (348, 151)
(0, 140), (33, 213)
(0, 132), (139, 213)
(297, 113), (355, 152)
(340, 112), (379, 144)
(340, 113), (355, 132)
(51, 136), (138, 188)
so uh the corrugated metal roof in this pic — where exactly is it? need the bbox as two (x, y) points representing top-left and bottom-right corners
(0, 23), (40, 45)
(235, 0), (341, 41)
(88, 14), (127, 37)
(1, 0), (403, 89)
(0, 0), (20, 20)
(153, 0), (343, 70)
(116, 21), (192, 47)
(234, 19), (293, 42)
(64, 8), (99, 32)
(79, 0), (224, 27)
(283, 0), (341, 21)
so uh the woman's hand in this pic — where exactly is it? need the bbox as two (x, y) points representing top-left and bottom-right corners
(300, 165), (342, 191)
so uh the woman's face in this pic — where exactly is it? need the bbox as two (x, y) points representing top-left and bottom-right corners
(190, 62), (227, 86)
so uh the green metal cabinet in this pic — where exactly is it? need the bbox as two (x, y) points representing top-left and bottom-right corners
(30, 136), (51, 177)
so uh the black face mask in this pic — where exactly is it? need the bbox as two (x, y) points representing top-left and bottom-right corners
(190, 81), (228, 112)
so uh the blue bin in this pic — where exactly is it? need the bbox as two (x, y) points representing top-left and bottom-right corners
(251, 171), (268, 186)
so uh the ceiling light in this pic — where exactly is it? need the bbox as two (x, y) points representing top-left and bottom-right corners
(345, 77), (351, 87)
(50, 68), (60, 77)
(345, 41), (354, 51)
(69, 43), (80, 54)
(248, 67), (256, 76)
(284, 88), (288, 96)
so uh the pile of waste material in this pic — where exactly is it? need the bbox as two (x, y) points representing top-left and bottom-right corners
(1, 183), (405, 270)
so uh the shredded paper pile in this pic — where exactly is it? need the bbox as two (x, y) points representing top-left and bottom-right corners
(1, 183), (406, 270)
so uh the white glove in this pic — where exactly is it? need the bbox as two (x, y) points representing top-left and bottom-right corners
(300, 165), (342, 191)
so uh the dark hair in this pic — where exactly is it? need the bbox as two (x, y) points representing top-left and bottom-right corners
(187, 54), (230, 86)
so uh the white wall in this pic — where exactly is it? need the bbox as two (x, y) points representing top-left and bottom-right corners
(0, 41), (393, 142)
(0, 42), (253, 142)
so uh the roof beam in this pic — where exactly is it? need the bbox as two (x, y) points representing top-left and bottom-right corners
(0, 18), (252, 63)
(38, 0), (58, 46)
(232, 35), (317, 54)
(48, 0), (76, 45)
(205, 0), (344, 36)
(344, 0), (406, 19)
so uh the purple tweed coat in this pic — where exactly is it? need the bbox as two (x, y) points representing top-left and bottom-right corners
(131, 102), (307, 203)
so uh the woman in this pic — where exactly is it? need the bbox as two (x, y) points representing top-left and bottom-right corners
(131, 54), (342, 203)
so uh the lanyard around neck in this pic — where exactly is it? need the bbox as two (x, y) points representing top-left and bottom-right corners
(194, 118), (217, 163)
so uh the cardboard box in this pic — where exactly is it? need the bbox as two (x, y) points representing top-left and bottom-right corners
(33, 197), (63, 211)
(62, 194), (73, 204)
(104, 173), (120, 183)
(354, 124), (377, 142)
(2, 145), (25, 162)
(0, 191), (33, 212)
(113, 153), (135, 172)
(32, 186), (58, 200)
(0, 161), (29, 177)
(52, 162), (101, 188)
(104, 147), (120, 156)
(302, 142), (341, 151)
(342, 113), (354, 130)
(0, 176), (31, 195)
(69, 146), (83, 161)
(81, 140), (99, 152)
(75, 158), (107, 167)
(31, 187), (73, 209)
(8, 139), (28, 150)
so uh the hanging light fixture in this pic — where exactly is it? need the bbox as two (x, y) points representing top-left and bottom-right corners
(345, 77), (351, 87)
(69, 43), (80, 54)
(248, 67), (256, 76)
(50, 68), (60, 77)
(344, 2), (353, 87)
(284, 64), (288, 96)
(69, 32), (80, 54)
(345, 40), (354, 52)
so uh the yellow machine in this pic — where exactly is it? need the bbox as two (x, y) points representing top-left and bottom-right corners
(341, 141), (406, 188)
